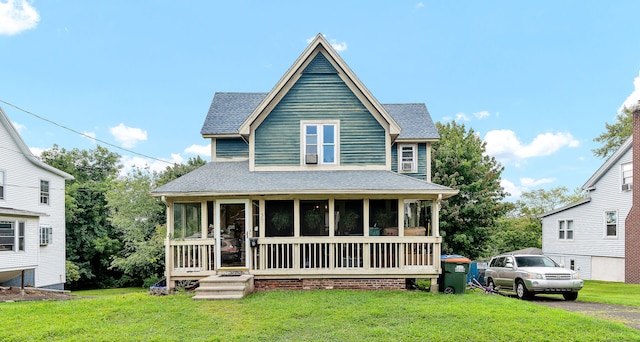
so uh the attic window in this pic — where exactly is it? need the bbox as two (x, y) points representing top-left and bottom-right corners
(302, 122), (338, 165)
(399, 144), (417, 173)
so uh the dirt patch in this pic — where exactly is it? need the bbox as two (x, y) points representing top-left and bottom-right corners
(0, 286), (75, 302)
(532, 296), (640, 331)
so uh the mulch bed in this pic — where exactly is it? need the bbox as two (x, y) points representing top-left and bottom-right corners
(0, 286), (75, 302)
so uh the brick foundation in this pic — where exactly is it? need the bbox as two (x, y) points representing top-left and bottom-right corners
(254, 278), (408, 291)
(626, 107), (640, 283)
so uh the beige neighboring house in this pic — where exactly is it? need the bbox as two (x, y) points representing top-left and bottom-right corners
(0, 108), (73, 290)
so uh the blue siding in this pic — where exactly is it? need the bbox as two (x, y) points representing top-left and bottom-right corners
(216, 138), (249, 159)
(255, 53), (386, 167)
(392, 143), (427, 180)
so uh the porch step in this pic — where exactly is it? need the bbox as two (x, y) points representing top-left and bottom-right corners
(192, 274), (254, 300)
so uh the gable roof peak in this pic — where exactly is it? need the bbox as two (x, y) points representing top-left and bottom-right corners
(237, 34), (401, 137)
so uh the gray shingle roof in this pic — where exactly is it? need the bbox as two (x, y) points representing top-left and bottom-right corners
(199, 92), (439, 139)
(152, 161), (456, 197)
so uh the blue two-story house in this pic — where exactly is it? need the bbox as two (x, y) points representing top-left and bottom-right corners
(152, 34), (457, 297)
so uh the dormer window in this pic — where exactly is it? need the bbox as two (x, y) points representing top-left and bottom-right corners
(302, 121), (338, 165)
(399, 144), (417, 173)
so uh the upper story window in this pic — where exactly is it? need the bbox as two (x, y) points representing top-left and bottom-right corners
(558, 219), (573, 240)
(622, 162), (633, 191)
(302, 122), (338, 165)
(40, 180), (50, 205)
(605, 210), (617, 237)
(0, 170), (4, 200)
(399, 144), (417, 173)
(0, 221), (25, 252)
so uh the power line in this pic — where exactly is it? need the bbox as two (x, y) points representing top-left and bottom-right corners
(0, 99), (174, 165)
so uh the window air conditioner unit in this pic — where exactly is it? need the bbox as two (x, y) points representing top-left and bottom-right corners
(622, 183), (633, 191)
(306, 154), (318, 164)
(402, 161), (413, 171)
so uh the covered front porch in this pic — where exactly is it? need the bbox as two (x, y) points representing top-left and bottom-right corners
(164, 195), (445, 292)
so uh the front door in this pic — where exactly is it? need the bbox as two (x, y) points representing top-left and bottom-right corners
(216, 200), (249, 268)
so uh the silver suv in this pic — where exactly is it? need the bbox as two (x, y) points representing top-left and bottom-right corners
(485, 254), (583, 300)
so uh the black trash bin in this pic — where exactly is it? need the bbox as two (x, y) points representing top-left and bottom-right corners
(439, 255), (471, 294)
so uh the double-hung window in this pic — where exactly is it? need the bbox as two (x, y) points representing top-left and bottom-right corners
(558, 219), (573, 240)
(622, 163), (633, 191)
(0, 170), (5, 200)
(399, 144), (417, 173)
(40, 225), (53, 245)
(302, 122), (338, 165)
(40, 180), (49, 205)
(605, 211), (617, 237)
(0, 221), (25, 252)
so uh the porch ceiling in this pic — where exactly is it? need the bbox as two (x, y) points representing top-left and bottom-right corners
(152, 161), (457, 198)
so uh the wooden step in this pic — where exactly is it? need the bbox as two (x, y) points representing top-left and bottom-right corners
(192, 274), (254, 300)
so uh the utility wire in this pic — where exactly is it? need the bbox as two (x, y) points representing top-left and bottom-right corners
(0, 99), (174, 165)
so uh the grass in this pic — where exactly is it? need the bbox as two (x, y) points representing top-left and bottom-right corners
(0, 282), (639, 341)
(578, 280), (640, 307)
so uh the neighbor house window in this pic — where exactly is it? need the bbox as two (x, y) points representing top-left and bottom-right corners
(40, 225), (53, 245)
(40, 180), (49, 205)
(605, 211), (617, 237)
(0, 221), (25, 252)
(558, 219), (573, 240)
(302, 122), (338, 165)
(399, 144), (417, 173)
(173, 203), (201, 239)
(0, 170), (5, 200)
(622, 163), (633, 191)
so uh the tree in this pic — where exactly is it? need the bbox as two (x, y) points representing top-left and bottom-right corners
(593, 107), (632, 158)
(40, 145), (123, 289)
(513, 186), (585, 218)
(432, 121), (509, 260)
(105, 157), (207, 287)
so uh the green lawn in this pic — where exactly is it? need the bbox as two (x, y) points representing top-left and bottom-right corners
(0, 281), (638, 341)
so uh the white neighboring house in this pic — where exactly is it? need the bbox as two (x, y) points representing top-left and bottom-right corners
(0, 108), (73, 290)
(540, 137), (632, 282)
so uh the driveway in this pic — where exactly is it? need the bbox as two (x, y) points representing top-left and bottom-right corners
(531, 296), (640, 331)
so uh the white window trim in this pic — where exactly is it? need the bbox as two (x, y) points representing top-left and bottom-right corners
(398, 144), (418, 173)
(0, 220), (25, 252)
(604, 210), (618, 238)
(0, 169), (5, 200)
(557, 219), (574, 241)
(621, 162), (633, 192)
(40, 225), (53, 246)
(300, 120), (340, 166)
(40, 179), (50, 205)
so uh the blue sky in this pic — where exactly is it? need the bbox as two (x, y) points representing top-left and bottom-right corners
(1, 1), (640, 200)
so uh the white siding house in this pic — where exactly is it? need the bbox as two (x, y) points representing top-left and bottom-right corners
(0, 108), (73, 290)
(541, 137), (632, 282)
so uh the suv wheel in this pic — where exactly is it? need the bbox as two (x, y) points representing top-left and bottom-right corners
(516, 280), (531, 300)
(563, 292), (578, 301)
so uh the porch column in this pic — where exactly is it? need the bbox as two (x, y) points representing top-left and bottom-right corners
(432, 194), (441, 237)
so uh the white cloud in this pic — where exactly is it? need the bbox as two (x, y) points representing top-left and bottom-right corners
(119, 153), (184, 175)
(82, 131), (96, 142)
(621, 71), (640, 111)
(109, 123), (147, 148)
(0, 0), (39, 36)
(416, 2), (425, 8)
(29, 146), (43, 157)
(484, 129), (579, 161)
(306, 34), (347, 52)
(455, 112), (470, 121)
(11, 121), (25, 133)
(184, 143), (211, 156)
(502, 177), (555, 199)
(473, 110), (490, 119)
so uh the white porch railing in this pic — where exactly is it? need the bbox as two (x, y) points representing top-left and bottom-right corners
(167, 236), (441, 279)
